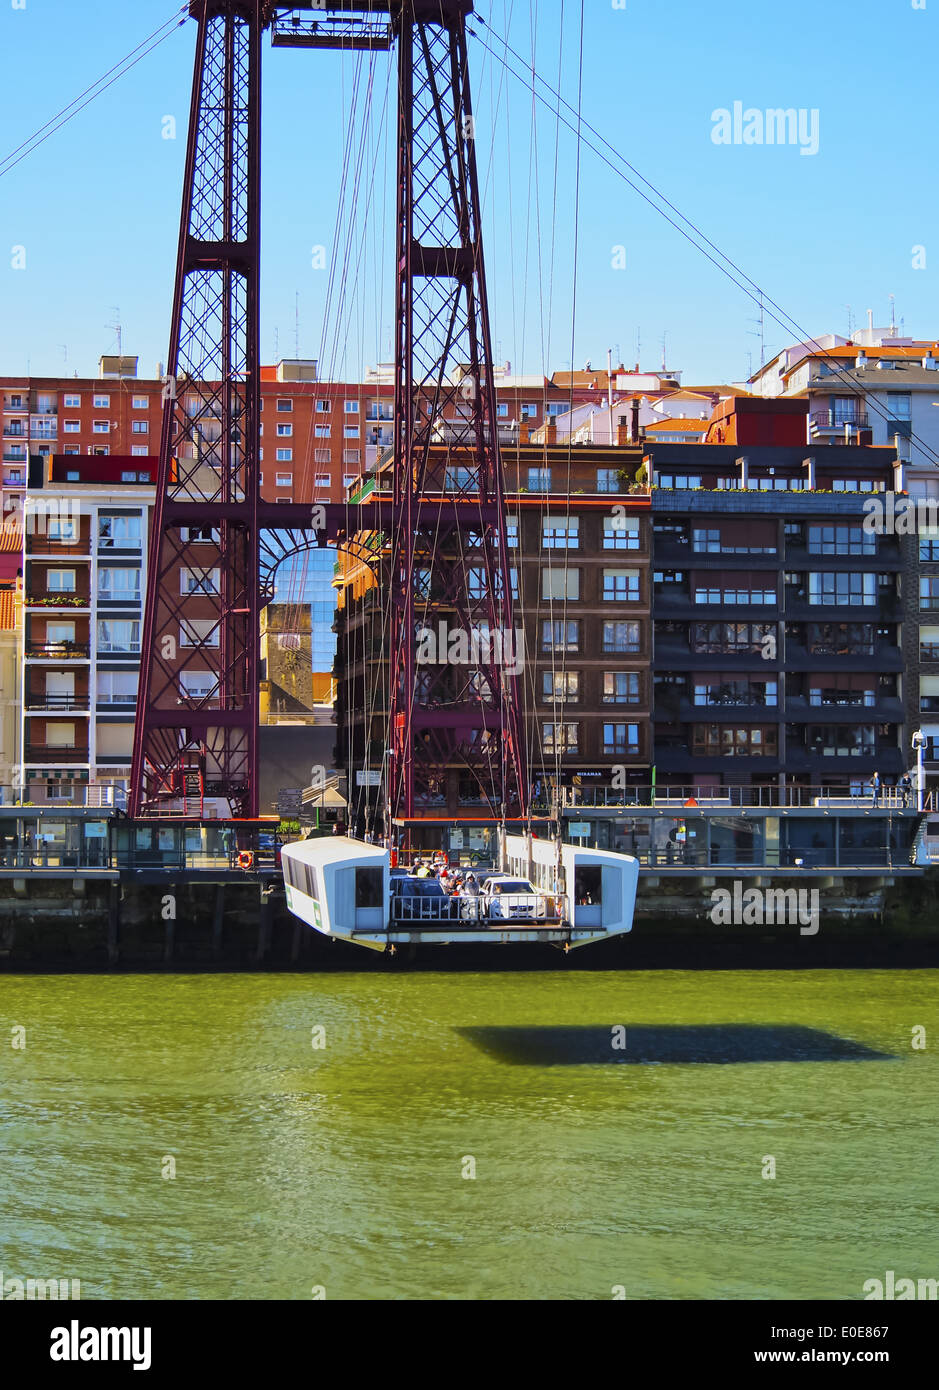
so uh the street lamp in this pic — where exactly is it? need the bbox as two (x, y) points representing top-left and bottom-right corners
(912, 730), (926, 813)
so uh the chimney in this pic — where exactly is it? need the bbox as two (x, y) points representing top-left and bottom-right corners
(519, 422), (531, 445)
(923, 348), (937, 371)
(630, 396), (641, 443)
(545, 421), (558, 446)
(855, 350), (868, 370)
(616, 415), (630, 447)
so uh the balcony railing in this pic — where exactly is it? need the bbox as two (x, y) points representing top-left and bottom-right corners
(557, 783), (916, 810)
(26, 594), (89, 608)
(810, 410), (870, 431)
(25, 641), (90, 658)
(24, 745), (90, 764)
(25, 693), (88, 710)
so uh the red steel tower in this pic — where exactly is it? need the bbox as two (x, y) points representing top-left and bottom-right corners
(131, 1), (527, 838)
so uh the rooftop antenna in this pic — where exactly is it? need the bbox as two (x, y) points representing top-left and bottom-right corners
(660, 331), (667, 373)
(846, 304), (854, 339)
(273, 326), (279, 361)
(889, 294), (897, 337)
(58, 344), (68, 368)
(636, 326), (641, 369)
(107, 306), (122, 362)
(746, 348), (753, 379)
(294, 291), (300, 358)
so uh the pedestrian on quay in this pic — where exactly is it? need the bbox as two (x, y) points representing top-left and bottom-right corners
(870, 770), (881, 807)
(899, 772), (912, 808)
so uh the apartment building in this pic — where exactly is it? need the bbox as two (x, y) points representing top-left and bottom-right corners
(333, 442), (653, 831)
(18, 456), (155, 806)
(647, 441), (908, 801)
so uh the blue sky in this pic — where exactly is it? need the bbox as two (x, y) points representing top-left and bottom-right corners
(0, 0), (936, 385)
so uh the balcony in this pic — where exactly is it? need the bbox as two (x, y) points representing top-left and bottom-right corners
(25, 692), (89, 712)
(2, 426), (26, 439)
(25, 641), (90, 659)
(24, 745), (89, 764)
(810, 410), (869, 433)
(26, 594), (90, 609)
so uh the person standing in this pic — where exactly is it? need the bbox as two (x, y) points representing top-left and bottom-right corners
(870, 771), (881, 807)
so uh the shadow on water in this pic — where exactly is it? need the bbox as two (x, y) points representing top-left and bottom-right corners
(459, 1025), (895, 1066)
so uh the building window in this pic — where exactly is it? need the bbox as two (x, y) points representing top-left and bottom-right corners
(602, 620), (641, 653)
(47, 518), (77, 542)
(276, 448), (293, 462)
(542, 722), (578, 754)
(277, 399), (293, 413)
(596, 468), (621, 493)
(603, 722), (640, 755)
(180, 567), (220, 595)
(179, 670), (219, 701)
(344, 400), (359, 414)
(46, 569), (76, 593)
(521, 403), (538, 421)
(542, 517), (579, 549)
(692, 726), (777, 757)
(693, 677), (777, 707)
(276, 423), (293, 437)
(542, 619), (579, 651)
(603, 516), (640, 550)
(542, 671), (580, 703)
(886, 392), (912, 420)
(316, 399), (330, 413)
(921, 578), (939, 610)
(45, 722), (76, 748)
(505, 517), (518, 547)
(528, 467), (550, 492)
(694, 578), (776, 605)
(180, 618), (220, 647)
(343, 448), (361, 465)
(603, 568), (640, 602)
(920, 538), (939, 562)
(809, 572), (877, 606)
(98, 568), (140, 601)
(315, 474), (330, 489)
(344, 425), (360, 439)
(497, 403), (509, 418)
(807, 524), (875, 556)
(831, 478), (886, 493)
(603, 672), (641, 704)
(315, 426), (331, 439)
(692, 621), (775, 655)
(63, 394), (81, 408)
(542, 568), (579, 601)
(182, 525), (218, 543)
(63, 420), (80, 434)
(93, 421), (110, 434)
(313, 448), (331, 465)
(132, 396), (148, 409)
(804, 725), (876, 757)
(97, 671), (139, 704)
(275, 472), (292, 486)
(131, 447), (148, 457)
(343, 475), (357, 489)
(93, 394), (110, 408)
(99, 514), (142, 547)
(132, 421), (148, 434)
(97, 619), (140, 653)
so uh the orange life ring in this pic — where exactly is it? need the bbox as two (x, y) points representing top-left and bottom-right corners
(238, 850), (254, 870)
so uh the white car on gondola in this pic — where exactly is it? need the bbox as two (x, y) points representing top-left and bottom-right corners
(478, 875), (547, 923)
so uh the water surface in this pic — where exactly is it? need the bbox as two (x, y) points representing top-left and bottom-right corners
(1, 970), (936, 1299)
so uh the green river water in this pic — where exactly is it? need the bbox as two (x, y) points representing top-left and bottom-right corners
(0, 969), (936, 1300)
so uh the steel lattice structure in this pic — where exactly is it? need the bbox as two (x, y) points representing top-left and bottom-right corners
(130, 0), (528, 837)
(131, 0), (263, 817)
